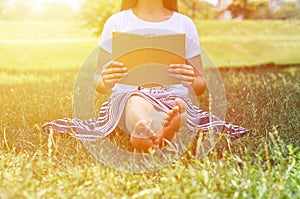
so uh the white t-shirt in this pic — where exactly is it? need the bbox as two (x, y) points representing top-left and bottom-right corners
(99, 9), (201, 59)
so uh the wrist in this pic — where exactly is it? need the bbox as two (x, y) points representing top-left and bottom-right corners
(94, 75), (110, 93)
(191, 75), (206, 96)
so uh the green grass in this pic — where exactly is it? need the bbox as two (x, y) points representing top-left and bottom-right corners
(0, 20), (300, 198)
(1, 20), (300, 67)
(0, 43), (95, 71)
(196, 20), (300, 66)
(0, 20), (94, 40)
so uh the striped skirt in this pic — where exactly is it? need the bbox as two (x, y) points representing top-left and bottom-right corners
(42, 84), (249, 141)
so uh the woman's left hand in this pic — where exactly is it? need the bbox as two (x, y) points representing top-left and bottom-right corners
(168, 64), (195, 85)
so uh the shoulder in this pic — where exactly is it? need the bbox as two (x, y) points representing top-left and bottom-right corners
(173, 12), (195, 25)
(105, 9), (131, 25)
(171, 12), (198, 36)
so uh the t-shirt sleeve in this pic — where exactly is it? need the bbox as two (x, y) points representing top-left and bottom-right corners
(98, 15), (117, 53)
(185, 19), (201, 59)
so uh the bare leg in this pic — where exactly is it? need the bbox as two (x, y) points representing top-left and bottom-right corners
(125, 95), (153, 133)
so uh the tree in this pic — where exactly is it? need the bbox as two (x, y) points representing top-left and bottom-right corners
(179, 0), (217, 19)
(180, 0), (199, 18)
(226, 0), (250, 19)
(247, 1), (271, 19)
(79, 0), (120, 35)
(272, 2), (300, 19)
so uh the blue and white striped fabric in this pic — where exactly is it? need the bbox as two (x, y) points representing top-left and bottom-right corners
(42, 84), (249, 141)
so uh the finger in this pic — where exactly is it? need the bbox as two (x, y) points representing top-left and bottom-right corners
(103, 72), (128, 80)
(170, 63), (193, 69)
(169, 74), (194, 82)
(169, 76), (193, 85)
(175, 98), (186, 113)
(102, 75), (127, 86)
(104, 61), (123, 68)
(163, 119), (170, 127)
(110, 61), (124, 68)
(169, 64), (195, 73)
(169, 68), (194, 76)
(104, 79), (119, 85)
(101, 67), (128, 75)
(169, 64), (195, 76)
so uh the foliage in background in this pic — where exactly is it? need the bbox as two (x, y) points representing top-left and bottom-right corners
(273, 2), (300, 19)
(79, 0), (120, 35)
(246, 1), (271, 19)
(226, 1), (300, 20)
(1, 0), (300, 32)
(179, 0), (300, 20)
(179, 0), (217, 19)
(77, 0), (300, 35)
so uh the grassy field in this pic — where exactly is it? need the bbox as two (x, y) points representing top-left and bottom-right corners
(0, 20), (300, 198)
(1, 19), (300, 67)
(197, 20), (300, 66)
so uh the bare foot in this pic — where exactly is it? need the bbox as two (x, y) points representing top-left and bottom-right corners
(158, 98), (187, 147)
(129, 98), (187, 152)
(130, 119), (160, 152)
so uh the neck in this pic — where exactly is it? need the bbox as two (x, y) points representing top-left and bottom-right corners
(134, 0), (166, 14)
(132, 0), (173, 22)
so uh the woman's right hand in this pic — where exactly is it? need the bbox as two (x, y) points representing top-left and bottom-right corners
(94, 61), (128, 93)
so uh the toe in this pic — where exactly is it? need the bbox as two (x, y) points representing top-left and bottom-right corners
(168, 106), (178, 117)
(136, 119), (147, 127)
(175, 98), (186, 113)
(163, 120), (170, 127)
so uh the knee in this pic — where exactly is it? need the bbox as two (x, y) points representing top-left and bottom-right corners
(127, 95), (149, 108)
(127, 95), (142, 104)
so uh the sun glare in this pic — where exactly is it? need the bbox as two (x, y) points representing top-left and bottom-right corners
(36, 0), (85, 12)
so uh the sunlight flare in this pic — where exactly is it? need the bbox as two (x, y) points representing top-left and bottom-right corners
(36, 0), (85, 11)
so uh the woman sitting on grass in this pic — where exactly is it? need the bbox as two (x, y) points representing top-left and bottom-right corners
(42, 0), (248, 152)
